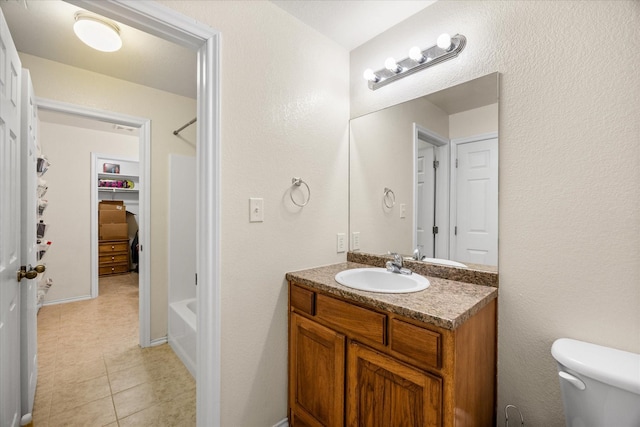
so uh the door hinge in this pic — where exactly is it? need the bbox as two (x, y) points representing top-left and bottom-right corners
(454, 226), (457, 236)
(433, 160), (439, 169)
(195, 273), (198, 286)
(455, 158), (458, 168)
(432, 226), (439, 235)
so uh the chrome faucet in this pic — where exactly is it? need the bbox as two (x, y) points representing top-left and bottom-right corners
(413, 247), (426, 261)
(386, 253), (412, 275)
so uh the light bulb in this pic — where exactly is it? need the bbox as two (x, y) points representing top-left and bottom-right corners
(363, 68), (379, 82)
(74, 13), (122, 52)
(437, 33), (452, 50)
(384, 57), (401, 73)
(409, 46), (424, 63)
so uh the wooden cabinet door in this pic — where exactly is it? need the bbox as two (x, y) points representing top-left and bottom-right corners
(347, 341), (442, 427)
(290, 313), (346, 427)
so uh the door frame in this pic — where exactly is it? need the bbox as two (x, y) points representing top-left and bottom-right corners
(449, 131), (498, 261)
(413, 124), (449, 259)
(68, 1), (221, 425)
(37, 98), (151, 344)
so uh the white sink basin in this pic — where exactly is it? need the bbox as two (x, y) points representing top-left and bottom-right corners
(422, 258), (467, 268)
(334, 268), (430, 294)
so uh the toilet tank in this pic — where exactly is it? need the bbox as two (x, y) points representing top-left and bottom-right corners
(551, 338), (640, 427)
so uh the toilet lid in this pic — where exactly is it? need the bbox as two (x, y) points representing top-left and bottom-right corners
(552, 338), (640, 395)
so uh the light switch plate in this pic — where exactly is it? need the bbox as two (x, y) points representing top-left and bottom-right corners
(351, 232), (360, 250)
(337, 233), (346, 253)
(249, 198), (264, 222)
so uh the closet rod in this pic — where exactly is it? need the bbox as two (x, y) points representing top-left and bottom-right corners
(173, 117), (197, 135)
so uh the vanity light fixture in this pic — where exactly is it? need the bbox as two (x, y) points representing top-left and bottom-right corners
(73, 12), (122, 52)
(363, 33), (466, 91)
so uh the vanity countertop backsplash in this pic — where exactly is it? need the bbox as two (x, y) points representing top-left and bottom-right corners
(286, 253), (498, 330)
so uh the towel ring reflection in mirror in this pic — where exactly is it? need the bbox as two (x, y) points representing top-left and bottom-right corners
(383, 187), (395, 209)
(291, 177), (311, 207)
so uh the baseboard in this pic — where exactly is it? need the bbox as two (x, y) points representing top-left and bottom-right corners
(272, 418), (288, 427)
(150, 336), (168, 346)
(42, 294), (92, 306)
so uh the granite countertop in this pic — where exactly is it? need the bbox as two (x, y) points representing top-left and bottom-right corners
(286, 262), (498, 330)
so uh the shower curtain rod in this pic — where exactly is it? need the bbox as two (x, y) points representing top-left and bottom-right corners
(173, 117), (197, 135)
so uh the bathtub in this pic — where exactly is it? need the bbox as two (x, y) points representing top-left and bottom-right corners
(168, 298), (196, 378)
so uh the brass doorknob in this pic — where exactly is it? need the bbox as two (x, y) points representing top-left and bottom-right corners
(17, 265), (46, 282)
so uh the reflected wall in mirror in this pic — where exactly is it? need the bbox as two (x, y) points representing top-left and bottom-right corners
(349, 72), (499, 268)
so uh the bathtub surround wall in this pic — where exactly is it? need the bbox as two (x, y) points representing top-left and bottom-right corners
(21, 53), (198, 340)
(38, 121), (138, 302)
(168, 154), (196, 306)
(351, 1), (640, 425)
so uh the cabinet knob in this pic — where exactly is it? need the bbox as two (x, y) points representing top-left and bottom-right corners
(111, 256), (115, 260)
(111, 246), (115, 249)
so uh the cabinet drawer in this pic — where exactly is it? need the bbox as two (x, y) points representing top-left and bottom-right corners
(316, 294), (386, 345)
(99, 264), (129, 276)
(390, 319), (441, 369)
(99, 241), (129, 254)
(99, 254), (129, 265)
(290, 284), (315, 315)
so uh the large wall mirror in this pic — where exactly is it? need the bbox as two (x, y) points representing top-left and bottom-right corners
(349, 72), (499, 269)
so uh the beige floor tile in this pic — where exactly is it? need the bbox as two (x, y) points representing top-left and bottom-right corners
(113, 382), (161, 419)
(160, 389), (196, 426)
(117, 403), (165, 427)
(48, 395), (116, 427)
(32, 385), (53, 426)
(107, 362), (154, 394)
(35, 273), (191, 425)
(50, 375), (112, 416)
(55, 345), (104, 368)
(54, 357), (106, 384)
(104, 347), (146, 374)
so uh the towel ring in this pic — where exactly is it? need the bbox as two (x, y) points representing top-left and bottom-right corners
(291, 177), (311, 207)
(383, 187), (395, 209)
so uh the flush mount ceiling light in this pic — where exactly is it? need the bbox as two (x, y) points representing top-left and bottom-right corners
(363, 33), (466, 91)
(73, 12), (122, 52)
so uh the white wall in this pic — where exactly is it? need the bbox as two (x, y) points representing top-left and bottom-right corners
(159, 2), (350, 425)
(351, 1), (640, 425)
(21, 54), (197, 340)
(38, 122), (138, 302)
(449, 103), (498, 140)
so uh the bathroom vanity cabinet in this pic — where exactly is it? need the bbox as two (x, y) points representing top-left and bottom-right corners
(288, 277), (497, 427)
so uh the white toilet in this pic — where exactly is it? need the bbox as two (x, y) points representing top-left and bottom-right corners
(551, 338), (640, 427)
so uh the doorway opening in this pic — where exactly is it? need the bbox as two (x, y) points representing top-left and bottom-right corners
(37, 99), (152, 346)
(413, 124), (449, 259)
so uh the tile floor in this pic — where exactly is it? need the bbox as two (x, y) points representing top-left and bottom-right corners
(33, 273), (196, 426)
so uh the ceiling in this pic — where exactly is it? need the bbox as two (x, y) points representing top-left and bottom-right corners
(270, 1), (436, 51)
(1, 0), (436, 100)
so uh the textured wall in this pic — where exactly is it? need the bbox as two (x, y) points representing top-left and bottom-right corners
(38, 122), (138, 302)
(351, 1), (639, 425)
(22, 53), (197, 340)
(158, 2), (350, 425)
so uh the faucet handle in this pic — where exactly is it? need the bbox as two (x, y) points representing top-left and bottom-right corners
(413, 248), (421, 260)
(392, 253), (403, 266)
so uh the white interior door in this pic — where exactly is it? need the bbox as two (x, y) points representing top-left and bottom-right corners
(416, 143), (435, 257)
(20, 69), (38, 418)
(0, 8), (23, 427)
(454, 137), (498, 265)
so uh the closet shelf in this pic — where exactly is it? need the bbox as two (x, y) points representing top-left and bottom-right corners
(98, 172), (138, 181)
(98, 188), (139, 193)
